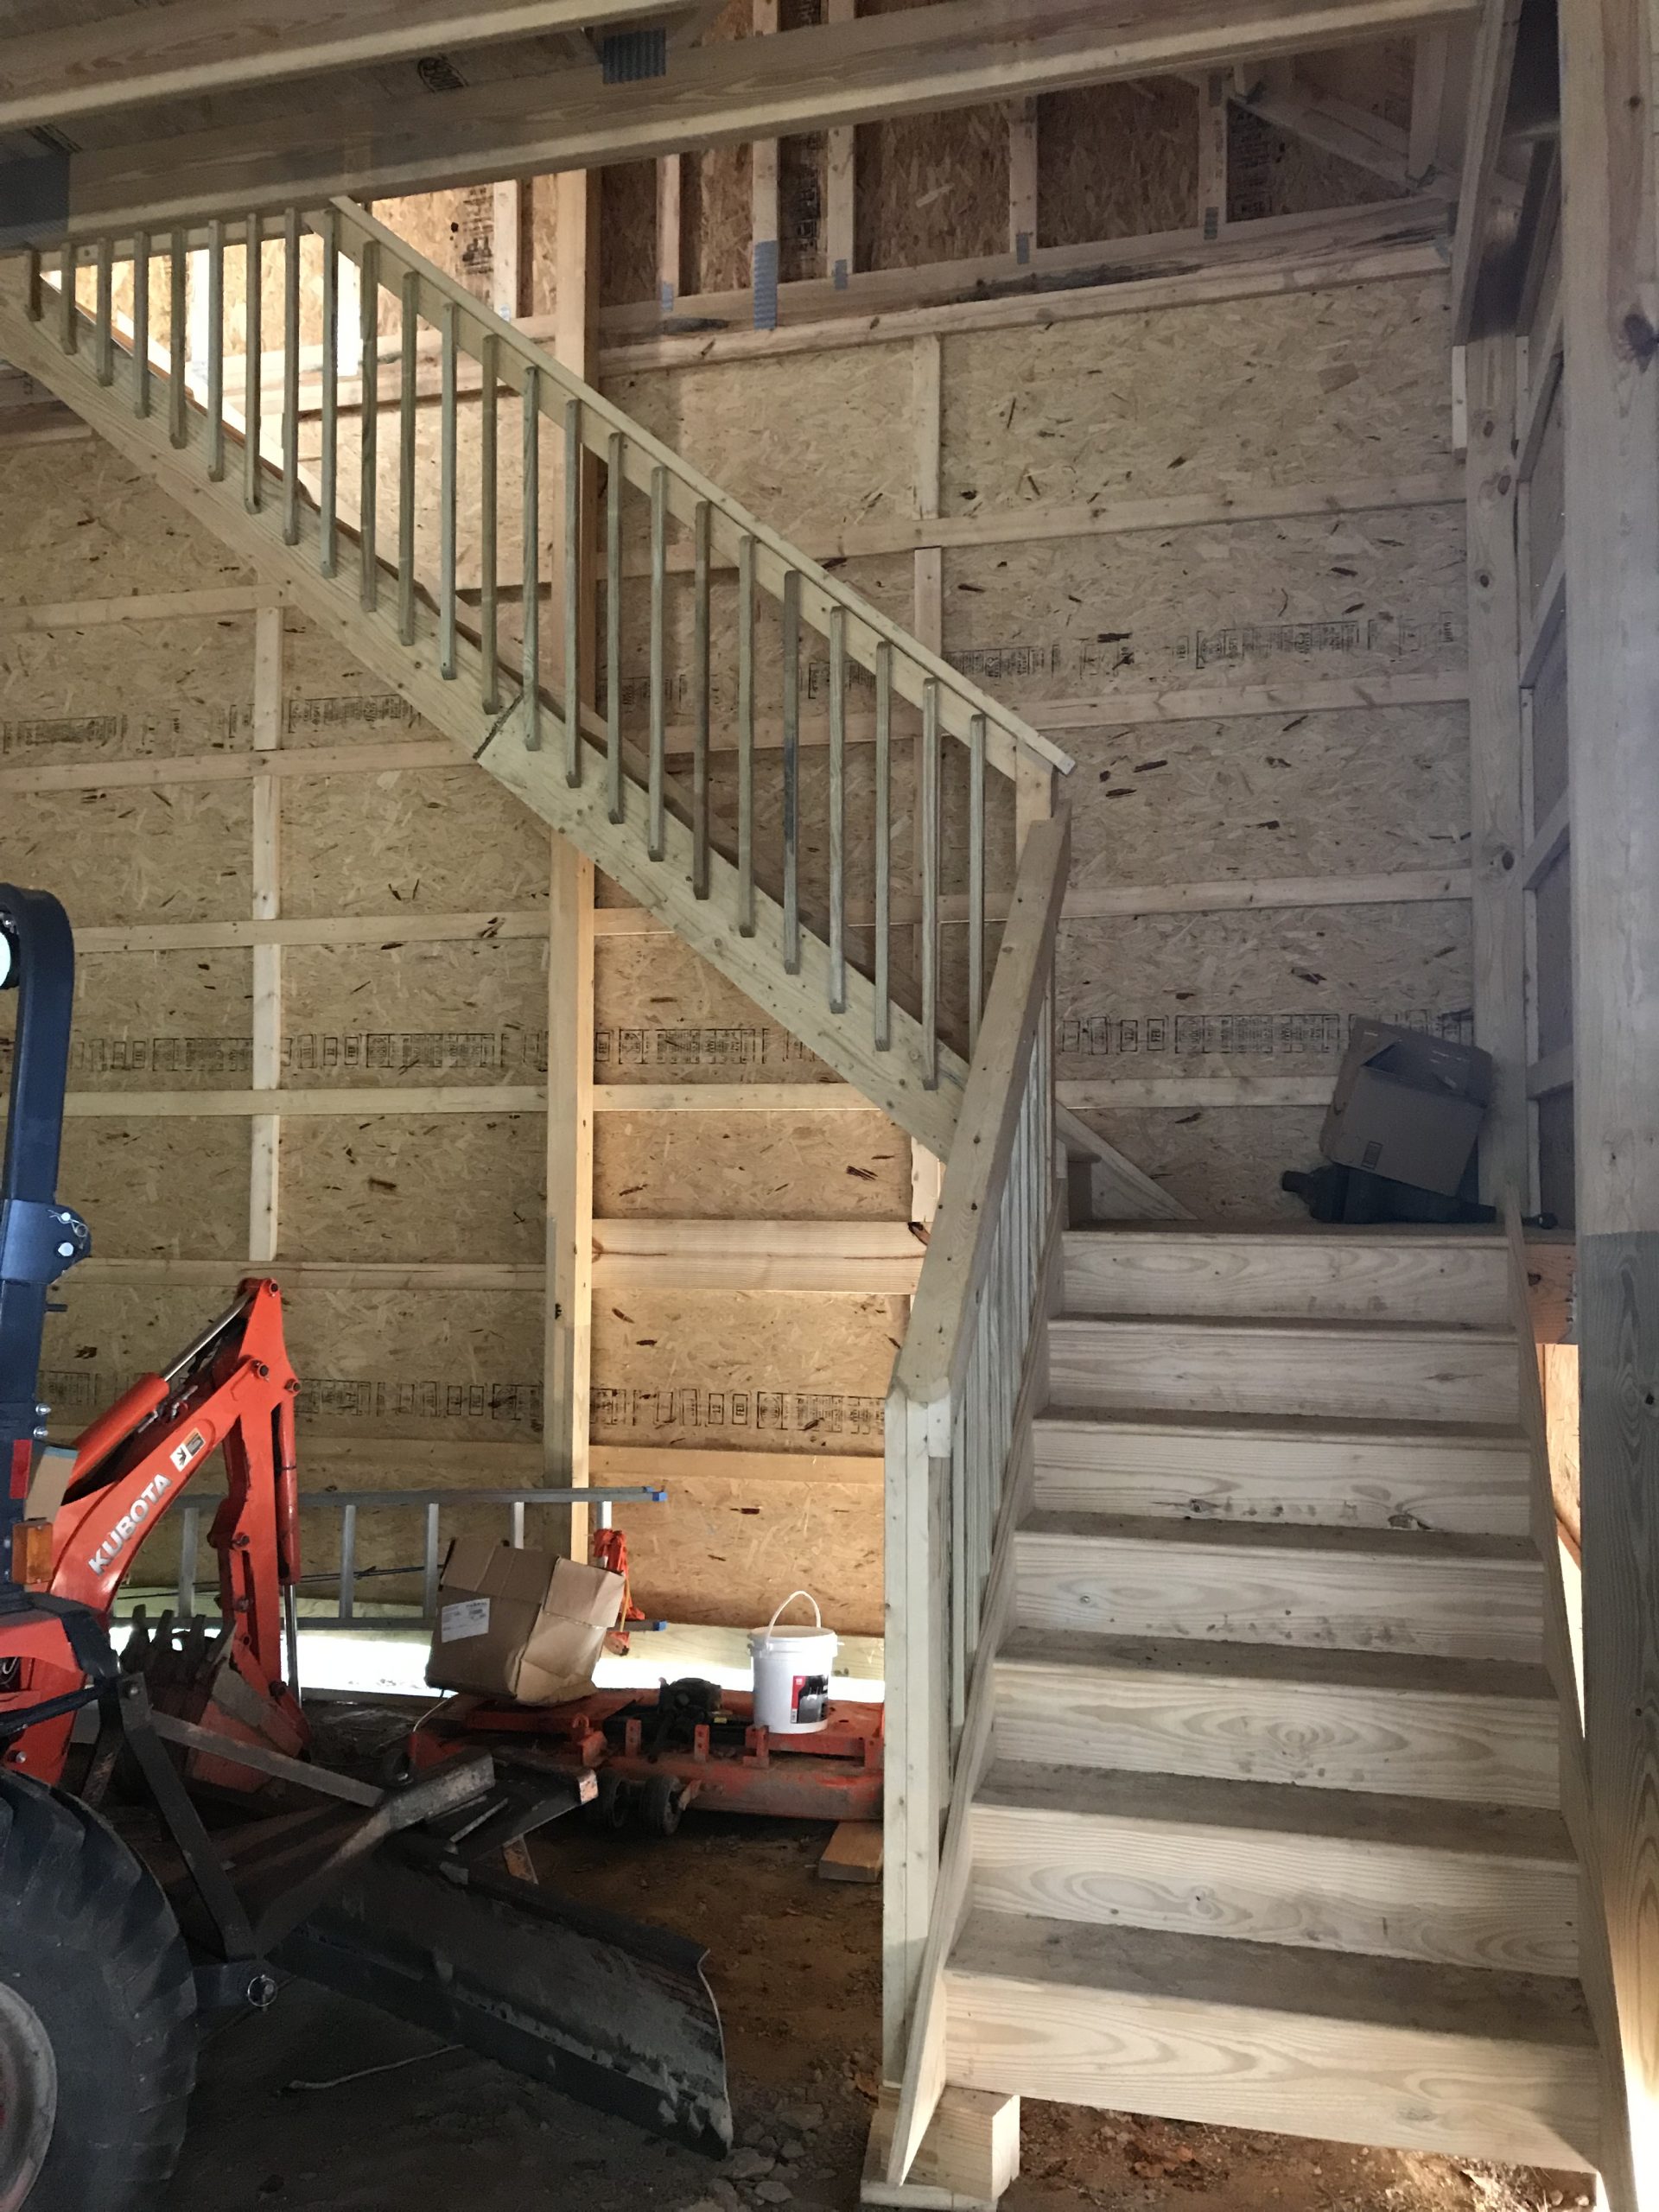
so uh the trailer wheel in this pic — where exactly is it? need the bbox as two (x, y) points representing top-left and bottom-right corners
(639, 1775), (683, 1838)
(0, 1771), (195, 2212)
(588, 1769), (629, 1831)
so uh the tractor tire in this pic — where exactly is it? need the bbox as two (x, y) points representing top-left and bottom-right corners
(0, 1770), (196, 2212)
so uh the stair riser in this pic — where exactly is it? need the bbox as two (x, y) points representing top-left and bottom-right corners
(1014, 1534), (1544, 1663)
(1062, 1238), (1510, 1325)
(1047, 1323), (1522, 1425)
(1031, 1429), (1530, 1536)
(969, 1802), (1578, 1977)
(995, 1662), (1560, 1808)
(944, 1971), (1599, 2171)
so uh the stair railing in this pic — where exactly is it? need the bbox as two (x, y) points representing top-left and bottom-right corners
(24, 212), (1071, 1137)
(880, 809), (1069, 2178)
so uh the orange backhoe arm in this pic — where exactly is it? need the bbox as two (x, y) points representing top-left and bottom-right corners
(0, 1277), (308, 1787)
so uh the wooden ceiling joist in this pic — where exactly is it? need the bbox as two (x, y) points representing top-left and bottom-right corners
(0, 0), (710, 135)
(37, 0), (1480, 239)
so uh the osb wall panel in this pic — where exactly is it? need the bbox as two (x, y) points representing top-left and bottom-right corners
(281, 1113), (544, 1264)
(601, 163), (662, 309)
(285, 1287), (543, 1445)
(595, 931), (837, 1084)
(1037, 79), (1198, 248)
(594, 1107), (908, 1219)
(941, 508), (1465, 709)
(41, 1282), (236, 1433)
(281, 768), (552, 918)
(1058, 899), (1472, 1082)
(679, 0), (752, 297)
(71, 950), (253, 1084)
(940, 277), (1451, 507)
(281, 938), (546, 1086)
(60, 1122), (251, 1259)
(1228, 107), (1401, 225)
(605, 351), (918, 543)
(2, 785), (254, 926)
(591, 1290), (898, 1455)
(625, 1470), (882, 1635)
(1066, 704), (1470, 888)
(0, 445), (251, 601)
(1071, 1103), (1327, 1221)
(0, 614), (255, 762)
(853, 107), (1007, 272)
(380, 188), (499, 304)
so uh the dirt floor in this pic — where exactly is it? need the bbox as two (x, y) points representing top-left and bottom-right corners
(169, 1708), (1593, 2212)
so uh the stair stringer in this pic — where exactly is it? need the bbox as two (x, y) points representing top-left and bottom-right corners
(0, 260), (966, 1155)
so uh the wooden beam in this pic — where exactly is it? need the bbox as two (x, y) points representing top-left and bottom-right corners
(1559, 0), (1659, 2202)
(1464, 334), (1529, 1205)
(1061, 1076), (1332, 1109)
(591, 1219), (925, 1292)
(0, 0), (707, 133)
(1408, 27), (1452, 183)
(656, 156), (683, 315)
(491, 181), (525, 321)
(50, 1087), (549, 1118)
(1448, 0), (1525, 341)
(60, 0), (1483, 233)
(825, 0), (857, 287)
(249, 606), (283, 1265)
(544, 166), (601, 1551)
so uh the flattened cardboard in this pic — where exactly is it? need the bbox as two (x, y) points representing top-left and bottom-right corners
(1320, 1018), (1492, 1197)
(426, 1537), (625, 1704)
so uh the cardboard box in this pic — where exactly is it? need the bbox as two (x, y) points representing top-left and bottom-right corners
(426, 1537), (625, 1705)
(1319, 1020), (1493, 1198)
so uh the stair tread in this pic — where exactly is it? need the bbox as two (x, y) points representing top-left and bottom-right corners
(1000, 1625), (1556, 1701)
(1019, 1510), (1537, 1564)
(1051, 1313), (1515, 1340)
(1034, 1406), (1528, 1447)
(974, 1758), (1576, 1861)
(948, 1910), (1594, 2048)
(1063, 1227), (1508, 1246)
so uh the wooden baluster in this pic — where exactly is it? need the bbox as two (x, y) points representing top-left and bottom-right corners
(521, 364), (542, 750)
(397, 268), (418, 644)
(606, 431), (625, 822)
(479, 334), (499, 711)
(692, 499), (712, 898)
(920, 677), (940, 1086)
(242, 219), (262, 497)
(133, 229), (151, 420)
(827, 605), (847, 1008)
(168, 232), (188, 448)
(737, 533), (757, 936)
(874, 641), (892, 1050)
(92, 238), (114, 387)
(563, 396), (582, 785)
(56, 241), (76, 354)
(968, 710), (986, 1053)
(319, 208), (339, 576)
(782, 567), (802, 973)
(359, 239), (379, 610)
(439, 301), (459, 677)
(281, 210), (301, 537)
(648, 465), (668, 860)
(23, 249), (41, 322)
(206, 219), (225, 479)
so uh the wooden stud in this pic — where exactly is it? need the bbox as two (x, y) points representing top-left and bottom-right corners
(358, 237), (378, 607)
(656, 154), (682, 314)
(492, 179), (524, 320)
(1008, 98), (1038, 263)
(480, 333), (499, 707)
(1559, 8), (1659, 2202)
(751, 0), (780, 330)
(249, 605), (283, 1266)
(692, 497), (712, 898)
(397, 267), (418, 643)
(825, 0), (857, 286)
(1465, 335), (1529, 1205)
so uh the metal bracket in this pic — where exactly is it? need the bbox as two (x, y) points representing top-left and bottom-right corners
(0, 1198), (89, 1288)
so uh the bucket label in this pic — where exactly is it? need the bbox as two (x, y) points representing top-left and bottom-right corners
(792, 1673), (830, 1725)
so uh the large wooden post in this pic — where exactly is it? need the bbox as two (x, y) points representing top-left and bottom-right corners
(1559, 1), (1659, 2203)
(542, 170), (601, 1548)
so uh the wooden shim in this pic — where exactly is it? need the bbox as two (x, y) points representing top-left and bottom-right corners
(821, 1821), (885, 1883)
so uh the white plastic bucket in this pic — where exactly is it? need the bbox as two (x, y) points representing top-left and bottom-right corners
(749, 1591), (838, 1734)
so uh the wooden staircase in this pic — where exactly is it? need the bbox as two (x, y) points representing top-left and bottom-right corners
(933, 1228), (1599, 2176)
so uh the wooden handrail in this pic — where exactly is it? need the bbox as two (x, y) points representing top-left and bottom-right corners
(318, 197), (1075, 781)
(893, 810), (1070, 1424)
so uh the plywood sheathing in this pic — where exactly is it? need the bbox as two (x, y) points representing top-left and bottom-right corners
(2, 787), (255, 925)
(0, 443), (250, 600)
(595, 1108), (909, 1219)
(60, 1121), (252, 1258)
(283, 1114), (545, 1263)
(594, 930), (838, 1086)
(1036, 79), (1198, 249)
(1066, 706), (1470, 887)
(622, 1466), (883, 1634)
(1069, 1103), (1329, 1221)
(0, 614), (255, 762)
(591, 1288), (899, 1457)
